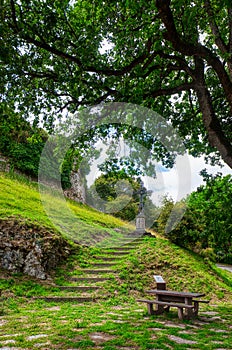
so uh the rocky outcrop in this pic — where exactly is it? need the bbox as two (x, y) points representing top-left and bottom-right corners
(64, 169), (86, 203)
(0, 155), (10, 172)
(0, 217), (72, 279)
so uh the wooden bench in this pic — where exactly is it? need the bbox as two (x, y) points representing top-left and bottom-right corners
(137, 299), (195, 320)
(137, 289), (209, 320)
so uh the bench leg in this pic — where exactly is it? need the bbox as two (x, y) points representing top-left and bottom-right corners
(193, 301), (199, 317)
(147, 303), (154, 315)
(185, 297), (195, 319)
(147, 303), (165, 315)
(154, 305), (165, 315)
(178, 307), (184, 320)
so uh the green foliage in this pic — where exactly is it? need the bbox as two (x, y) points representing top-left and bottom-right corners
(88, 173), (141, 221)
(1, 0), (232, 168)
(0, 107), (47, 178)
(158, 175), (232, 263)
(0, 106), (79, 188)
(155, 195), (175, 234)
(60, 148), (75, 189)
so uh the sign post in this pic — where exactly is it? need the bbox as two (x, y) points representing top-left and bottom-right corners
(153, 275), (166, 290)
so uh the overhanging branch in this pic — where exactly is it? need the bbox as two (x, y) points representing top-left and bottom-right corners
(143, 82), (195, 98)
(156, 0), (232, 107)
(204, 0), (228, 53)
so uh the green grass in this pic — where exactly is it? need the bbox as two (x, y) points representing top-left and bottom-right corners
(0, 172), (232, 349)
(0, 297), (231, 349)
(110, 237), (232, 302)
(0, 172), (134, 244)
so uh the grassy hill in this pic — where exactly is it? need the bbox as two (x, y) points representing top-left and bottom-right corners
(0, 171), (231, 300)
(0, 172), (133, 246)
(0, 172), (232, 349)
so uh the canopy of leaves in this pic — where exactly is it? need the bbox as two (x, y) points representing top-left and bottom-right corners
(1, 0), (232, 168)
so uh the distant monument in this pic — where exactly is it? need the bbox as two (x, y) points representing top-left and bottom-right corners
(135, 211), (146, 234)
(135, 181), (148, 234)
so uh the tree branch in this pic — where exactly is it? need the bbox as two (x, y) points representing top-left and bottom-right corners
(22, 34), (83, 67)
(23, 70), (59, 81)
(229, 7), (232, 53)
(10, 0), (19, 31)
(204, 0), (232, 80)
(142, 51), (195, 78)
(156, 0), (232, 107)
(204, 0), (228, 53)
(143, 81), (195, 98)
(194, 65), (232, 168)
(86, 49), (150, 76)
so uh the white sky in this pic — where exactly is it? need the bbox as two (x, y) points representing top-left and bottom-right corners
(148, 155), (232, 205)
(85, 139), (232, 206)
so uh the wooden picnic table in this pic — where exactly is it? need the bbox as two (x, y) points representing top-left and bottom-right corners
(138, 289), (208, 320)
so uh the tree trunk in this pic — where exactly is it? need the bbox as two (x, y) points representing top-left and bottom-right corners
(196, 85), (232, 169)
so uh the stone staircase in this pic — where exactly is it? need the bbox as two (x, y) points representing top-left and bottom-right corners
(38, 236), (144, 303)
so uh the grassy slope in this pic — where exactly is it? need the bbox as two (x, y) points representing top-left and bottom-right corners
(0, 172), (133, 244)
(114, 237), (232, 303)
(0, 172), (231, 303)
(1, 173), (232, 349)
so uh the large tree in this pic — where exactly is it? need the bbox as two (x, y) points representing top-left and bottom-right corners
(1, 0), (232, 168)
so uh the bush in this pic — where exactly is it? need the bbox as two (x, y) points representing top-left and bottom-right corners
(89, 174), (141, 221)
(157, 175), (232, 263)
(0, 108), (47, 178)
(200, 248), (217, 262)
(0, 107), (75, 188)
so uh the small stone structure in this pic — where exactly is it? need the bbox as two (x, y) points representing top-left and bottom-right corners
(0, 218), (72, 279)
(135, 212), (146, 234)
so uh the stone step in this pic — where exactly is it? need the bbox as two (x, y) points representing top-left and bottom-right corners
(93, 257), (120, 261)
(78, 269), (117, 274)
(70, 277), (111, 282)
(124, 239), (143, 243)
(92, 263), (116, 268)
(110, 243), (141, 248)
(35, 296), (96, 302)
(107, 239), (137, 244)
(56, 286), (100, 291)
(102, 251), (129, 256)
(127, 236), (144, 240)
(109, 247), (134, 251)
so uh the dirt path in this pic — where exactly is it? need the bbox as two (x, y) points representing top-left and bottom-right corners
(216, 263), (232, 273)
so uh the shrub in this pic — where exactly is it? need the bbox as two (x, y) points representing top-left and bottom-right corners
(158, 175), (232, 263)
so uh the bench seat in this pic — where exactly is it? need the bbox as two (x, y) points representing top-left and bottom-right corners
(137, 299), (194, 307)
(137, 298), (195, 320)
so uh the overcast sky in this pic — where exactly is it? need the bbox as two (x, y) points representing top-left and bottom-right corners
(148, 155), (232, 205)
(85, 139), (232, 206)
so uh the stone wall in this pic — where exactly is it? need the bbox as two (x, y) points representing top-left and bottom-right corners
(0, 218), (72, 279)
